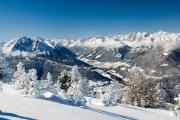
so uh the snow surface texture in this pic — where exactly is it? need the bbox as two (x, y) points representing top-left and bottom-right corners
(0, 84), (179, 120)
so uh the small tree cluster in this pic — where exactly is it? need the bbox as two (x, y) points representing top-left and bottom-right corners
(13, 62), (40, 97)
(126, 66), (161, 108)
(57, 66), (89, 105)
(13, 62), (54, 98)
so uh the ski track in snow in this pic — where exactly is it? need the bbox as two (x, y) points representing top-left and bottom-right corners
(0, 84), (179, 120)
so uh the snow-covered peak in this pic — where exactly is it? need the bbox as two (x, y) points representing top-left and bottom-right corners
(58, 31), (180, 51)
(82, 36), (126, 48)
(2, 36), (57, 55)
(2, 31), (180, 56)
(59, 36), (126, 49)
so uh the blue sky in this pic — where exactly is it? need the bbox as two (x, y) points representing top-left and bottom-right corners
(0, 0), (180, 41)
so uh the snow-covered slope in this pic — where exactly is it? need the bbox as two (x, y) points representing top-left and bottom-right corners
(0, 84), (178, 120)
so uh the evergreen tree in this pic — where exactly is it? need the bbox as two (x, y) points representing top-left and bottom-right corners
(44, 72), (53, 89)
(67, 66), (89, 105)
(71, 66), (83, 82)
(155, 82), (168, 108)
(22, 71), (31, 94)
(101, 80), (121, 106)
(27, 69), (40, 98)
(43, 72), (56, 94)
(56, 70), (71, 92)
(13, 62), (27, 90)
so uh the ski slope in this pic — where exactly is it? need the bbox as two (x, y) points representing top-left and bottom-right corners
(0, 84), (178, 120)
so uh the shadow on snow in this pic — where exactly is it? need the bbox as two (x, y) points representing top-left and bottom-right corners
(41, 94), (85, 107)
(81, 106), (138, 120)
(42, 95), (76, 106)
(0, 111), (37, 120)
(40, 94), (138, 120)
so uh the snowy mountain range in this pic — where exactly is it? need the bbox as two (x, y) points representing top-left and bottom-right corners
(1, 31), (180, 83)
(0, 36), (114, 84)
(0, 31), (180, 91)
(59, 31), (180, 49)
(1, 31), (180, 119)
(56, 31), (180, 82)
(58, 31), (180, 61)
(3, 31), (180, 58)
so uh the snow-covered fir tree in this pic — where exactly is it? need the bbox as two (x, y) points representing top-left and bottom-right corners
(27, 69), (40, 98)
(71, 66), (83, 82)
(155, 82), (169, 108)
(42, 72), (56, 94)
(101, 80), (121, 106)
(43, 72), (53, 89)
(21, 71), (31, 95)
(67, 66), (89, 105)
(174, 94), (180, 117)
(13, 62), (27, 90)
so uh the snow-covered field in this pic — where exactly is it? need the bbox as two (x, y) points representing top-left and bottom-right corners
(0, 84), (178, 120)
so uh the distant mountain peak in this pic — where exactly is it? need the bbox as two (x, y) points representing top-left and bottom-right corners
(59, 31), (180, 50)
(2, 36), (49, 54)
